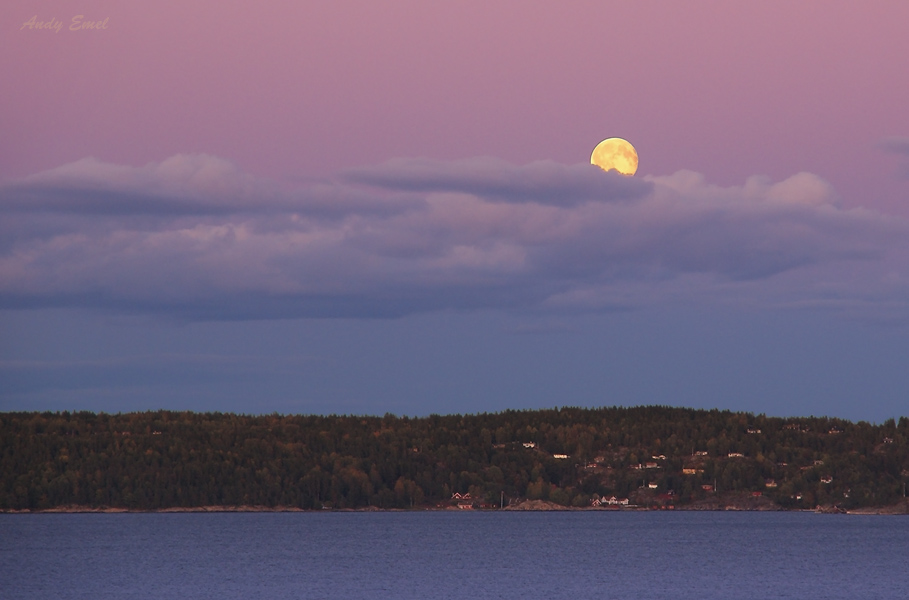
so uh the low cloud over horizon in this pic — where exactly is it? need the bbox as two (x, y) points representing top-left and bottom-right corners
(2, 154), (907, 323)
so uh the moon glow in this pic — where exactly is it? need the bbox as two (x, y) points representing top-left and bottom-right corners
(591, 138), (638, 175)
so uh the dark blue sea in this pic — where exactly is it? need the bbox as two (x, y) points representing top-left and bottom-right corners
(2, 511), (907, 599)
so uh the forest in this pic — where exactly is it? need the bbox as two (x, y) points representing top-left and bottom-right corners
(2, 407), (907, 511)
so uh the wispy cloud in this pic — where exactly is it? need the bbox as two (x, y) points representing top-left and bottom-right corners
(879, 136), (909, 180)
(878, 137), (909, 156)
(2, 154), (907, 321)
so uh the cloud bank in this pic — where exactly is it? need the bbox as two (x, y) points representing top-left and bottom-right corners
(2, 154), (907, 320)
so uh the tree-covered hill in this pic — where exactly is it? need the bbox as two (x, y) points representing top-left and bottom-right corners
(2, 407), (907, 511)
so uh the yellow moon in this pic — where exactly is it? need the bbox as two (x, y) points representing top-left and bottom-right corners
(591, 138), (638, 175)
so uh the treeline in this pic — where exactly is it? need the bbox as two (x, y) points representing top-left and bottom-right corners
(1, 407), (907, 511)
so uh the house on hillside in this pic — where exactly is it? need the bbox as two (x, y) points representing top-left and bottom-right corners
(597, 496), (629, 506)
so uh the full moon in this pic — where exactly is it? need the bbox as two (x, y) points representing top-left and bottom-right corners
(591, 138), (638, 175)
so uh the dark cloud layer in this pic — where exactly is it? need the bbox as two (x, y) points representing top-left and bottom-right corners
(1, 155), (907, 320)
(343, 157), (652, 206)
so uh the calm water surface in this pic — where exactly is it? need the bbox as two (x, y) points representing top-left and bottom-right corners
(2, 511), (907, 599)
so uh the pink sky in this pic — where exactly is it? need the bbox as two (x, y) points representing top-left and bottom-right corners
(4, 1), (908, 210)
(4, 1), (909, 420)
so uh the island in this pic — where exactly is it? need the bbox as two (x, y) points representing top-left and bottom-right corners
(2, 407), (907, 514)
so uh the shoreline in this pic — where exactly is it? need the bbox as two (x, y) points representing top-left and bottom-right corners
(4, 499), (907, 515)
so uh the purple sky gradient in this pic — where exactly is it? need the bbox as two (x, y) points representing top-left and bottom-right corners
(2, 1), (909, 420)
(5, 2), (909, 207)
